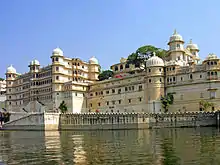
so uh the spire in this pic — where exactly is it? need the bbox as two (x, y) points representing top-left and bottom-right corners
(173, 29), (177, 35)
(189, 39), (192, 44)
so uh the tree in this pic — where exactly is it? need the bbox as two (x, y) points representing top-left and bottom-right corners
(127, 45), (168, 70)
(199, 100), (214, 111)
(0, 78), (4, 81)
(59, 101), (68, 113)
(98, 70), (114, 81)
(160, 93), (174, 113)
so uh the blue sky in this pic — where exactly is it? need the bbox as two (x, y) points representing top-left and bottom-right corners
(1, 0), (220, 78)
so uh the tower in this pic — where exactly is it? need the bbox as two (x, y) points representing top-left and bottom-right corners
(88, 56), (100, 81)
(50, 47), (65, 110)
(145, 53), (165, 113)
(167, 29), (185, 64)
(5, 65), (17, 109)
(186, 39), (200, 64)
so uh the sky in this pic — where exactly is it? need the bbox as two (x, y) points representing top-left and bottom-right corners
(1, 0), (220, 78)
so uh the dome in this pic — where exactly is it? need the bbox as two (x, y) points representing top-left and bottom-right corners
(89, 56), (99, 64)
(146, 52), (164, 67)
(30, 60), (40, 65)
(6, 65), (16, 73)
(169, 29), (184, 43)
(52, 47), (63, 56)
(206, 53), (218, 60)
(186, 39), (199, 50)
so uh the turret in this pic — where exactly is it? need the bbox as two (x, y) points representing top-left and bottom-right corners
(145, 53), (165, 113)
(88, 56), (100, 81)
(167, 29), (185, 63)
(29, 60), (40, 73)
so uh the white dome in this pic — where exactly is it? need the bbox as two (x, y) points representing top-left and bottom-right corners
(89, 56), (99, 64)
(206, 53), (218, 60)
(30, 60), (40, 65)
(52, 47), (63, 56)
(146, 53), (164, 67)
(6, 65), (16, 73)
(186, 39), (199, 50)
(169, 29), (184, 43)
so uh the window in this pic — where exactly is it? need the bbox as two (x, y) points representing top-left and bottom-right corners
(132, 86), (134, 90)
(56, 67), (59, 71)
(98, 103), (101, 106)
(189, 74), (193, 79)
(138, 85), (142, 91)
(112, 101), (115, 105)
(159, 68), (162, 72)
(173, 77), (176, 81)
(149, 79), (151, 83)
(118, 100), (121, 104)
(55, 57), (59, 61)
(149, 69), (151, 72)
(90, 103), (92, 107)
(118, 89), (121, 94)
(112, 89), (115, 93)
(120, 65), (123, 70)
(139, 97), (142, 102)
(160, 78), (162, 82)
(75, 92), (77, 96)
(200, 92), (204, 98)
(106, 101), (109, 105)
(180, 94), (183, 100)
(106, 91), (109, 94)
(95, 92), (98, 96)
(177, 44), (180, 48)
(200, 75), (202, 78)
(128, 99), (131, 103)
(210, 91), (216, 99)
(56, 76), (59, 80)
(125, 87), (128, 91)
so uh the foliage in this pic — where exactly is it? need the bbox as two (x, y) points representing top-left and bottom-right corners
(3, 112), (11, 123)
(160, 93), (174, 113)
(199, 100), (214, 111)
(59, 101), (68, 113)
(0, 78), (4, 81)
(127, 45), (168, 69)
(98, 70), (114, 81)
(162, 138), (181, 165)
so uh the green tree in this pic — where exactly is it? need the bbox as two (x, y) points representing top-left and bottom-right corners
(160, 93), (174, 113)
(199, 100), (214, 111)
(98, 70), (114, 81)
(59, 101), (68, 113)
(127, 45), (168, 70)
(0, 78), (4, 81)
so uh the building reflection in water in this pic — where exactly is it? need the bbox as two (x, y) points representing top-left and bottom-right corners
(44, 131), (62, 164)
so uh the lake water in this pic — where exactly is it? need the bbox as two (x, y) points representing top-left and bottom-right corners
(0, 128), (220, 165)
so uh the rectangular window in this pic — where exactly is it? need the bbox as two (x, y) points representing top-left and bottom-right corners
(106, 101), (109, 105)
(118, 89), (121, 94)
(125, 87), (128, 91)
(112, 89), (115, 93)
(118, 100), (121, 104)
(106, 91), (109, 94)
(139, 97), (142, 102)
(210, 91), (216, 99)
(98, 102), (101, 106)
(138, 85), (142, 91)
(128, 99), (131, 103)
(90, 103), (92, 107)
(200, 92), (204, 98)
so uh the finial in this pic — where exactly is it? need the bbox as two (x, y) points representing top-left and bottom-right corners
(152, 52), (156, 56)
(173, 29), (177, 35)
(189, 39), (192, 44)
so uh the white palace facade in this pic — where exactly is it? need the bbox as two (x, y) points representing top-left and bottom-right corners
(5, 30), (220, 113)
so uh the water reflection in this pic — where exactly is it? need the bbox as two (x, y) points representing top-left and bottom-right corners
(0, 128), (220, 164)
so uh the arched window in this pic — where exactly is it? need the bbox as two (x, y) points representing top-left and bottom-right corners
(120, 65), (123, 70)
(115, 66), (118, 71)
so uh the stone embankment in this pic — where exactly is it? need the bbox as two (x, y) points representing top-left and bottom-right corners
(1, 111), (219, 131)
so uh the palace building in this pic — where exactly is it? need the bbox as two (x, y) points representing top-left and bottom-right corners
(5, 30), (220, 113)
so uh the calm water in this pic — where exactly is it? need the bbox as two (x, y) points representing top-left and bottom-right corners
(0, 128), (220, 165)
